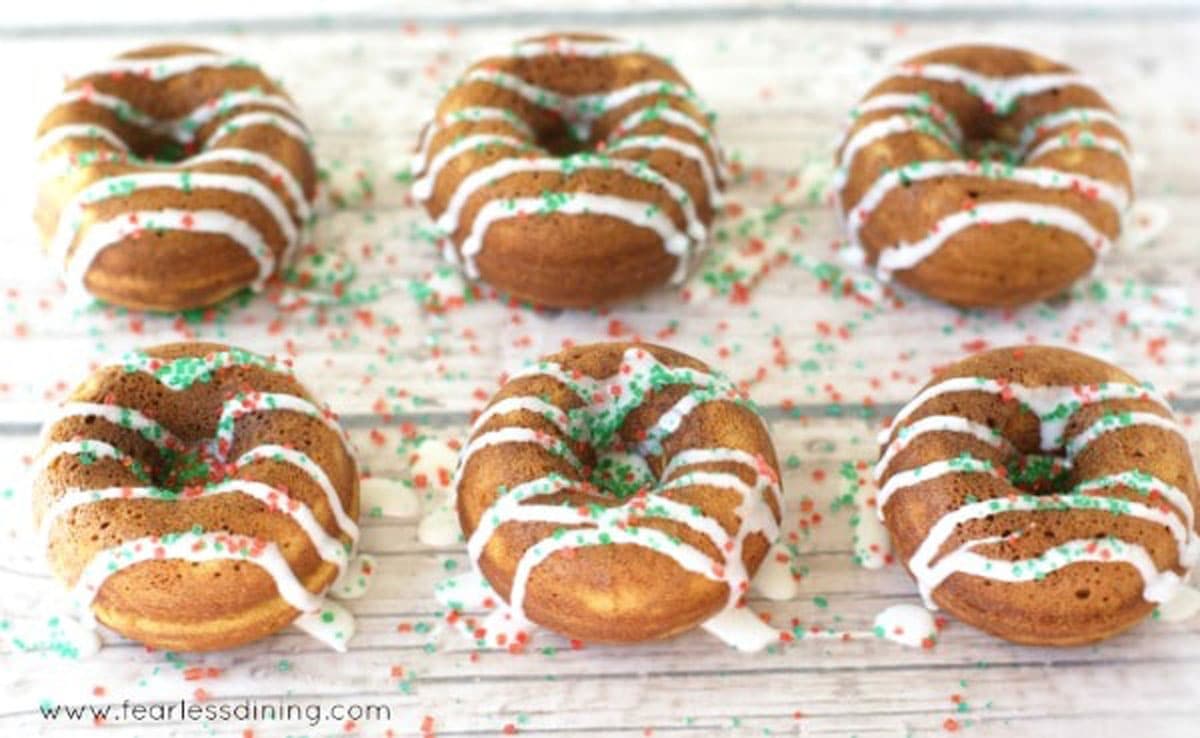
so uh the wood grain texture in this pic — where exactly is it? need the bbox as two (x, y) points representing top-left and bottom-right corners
(1, 2), (1199, 736)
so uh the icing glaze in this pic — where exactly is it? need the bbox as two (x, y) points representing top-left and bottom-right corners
(872, 603), (938, 648)
(360, 476), (421, 519)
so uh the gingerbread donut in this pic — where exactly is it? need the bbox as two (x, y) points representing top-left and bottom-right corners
(413, 33), (724, 307)
(448, 342), (781, 645)
(31, 342), (359, 652)
(835, 44), (1132, 307)
(35, 45), (317, 311)
(875, 346), (1199, 645)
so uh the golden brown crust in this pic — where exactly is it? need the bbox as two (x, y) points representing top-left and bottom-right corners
(456, 342), (782, 643)
(878, 346), (1198, 645)
(34, 45), (317, 311)
(417, 33), (723, 307)
(837, 44), (1132, 307)
(32, 342), (358, 651)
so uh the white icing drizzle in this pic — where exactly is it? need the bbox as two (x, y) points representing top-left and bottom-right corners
(430, 156), (707, 247)
(1065, 411), (1182, 458)
(411, 134), (530, 198)
(1015, 107), (1126, 156)
(72, 532), (325, 622)
(28, 439), (137, 483)
(456, 427), (584, 473)
(891, 62), (1089, 111)
(873, 414), (1013, 480)
(878, 374), (1196, 610)
(847, 93), (963, 141)
(234, 444), (360, 541)
(1156, 583), (1200, 623)
(700, 606), (781, 653)
(458, 70), (708, 140)
(49, 171), (297, 267)
(469, 395), (581, 440)
(843, 161), (1129, 250)
(610, 105), (716, 146)
(34, 124), (129, 158)
(69, 53), (256, 82)
(459, 194), (694, 283)
(881, 377), (1172, 450)
(1024, 134), (1130, 167)
(360, 477), (420, 519)
(833, 113), (959, 190)
(46, 88), (302, 145)
(63, 208), (274, 295)
(446, 347), (782, 651)
(176, 148), (312, 223)
(204, 111), (312, 148)
(925, 534), (1181, 606)
(877, 455), (1001, 512)
(38, 479), (351, 575)
(216, 391), (356, 462)
(510, 38), (654, 59)
(751, 542), (799, 601)
(294, 600), (356, 652)
(41, 401), (182, 451)
(877, 201), (1111, 278)
(412, 106), (535, 172)
(873, 603), (938, 648)
(606, 134), (723, 207)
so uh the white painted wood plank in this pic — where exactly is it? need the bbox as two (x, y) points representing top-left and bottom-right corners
(1, 5), (1199, 737)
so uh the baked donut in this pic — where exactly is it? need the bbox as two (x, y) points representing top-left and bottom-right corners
(35, 45), (316, 311)
(835, 44), (1132, 307)
(31, 342), (359, 652)
(412, 33), (724, 307)
(875, 346), (1199, 645)
(447, 342), (782, 645)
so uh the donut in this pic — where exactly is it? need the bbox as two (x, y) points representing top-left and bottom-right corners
(446, 342), (782, 646)
(34, 45), (317, 311)
(31, 342), (359, 652)
(412, 33), (724, 308)
(875, 346), (1199, 645)
(834, 44), (1132, 307)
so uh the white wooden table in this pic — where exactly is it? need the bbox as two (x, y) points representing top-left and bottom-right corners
(3, 2), (1200, 736)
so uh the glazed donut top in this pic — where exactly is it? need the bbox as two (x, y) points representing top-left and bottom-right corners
(412, 33), (724, 283)
(835, 44), (1131, 289)
(34, 44), (316, 308)
(31, 343), (359, 650)
(875, 347), (1198, 642)
(444, 342), (782, 649)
